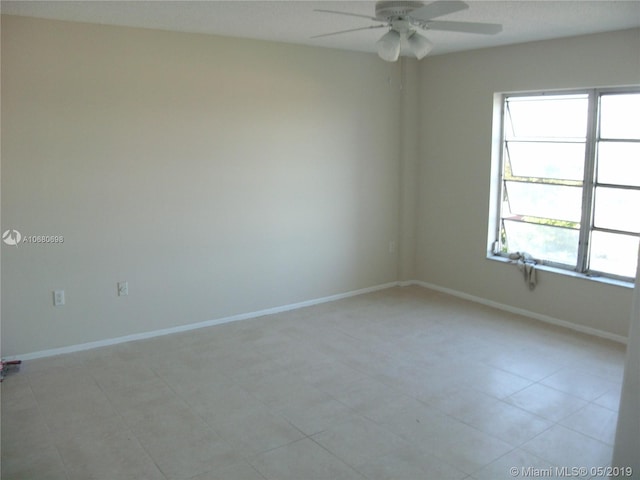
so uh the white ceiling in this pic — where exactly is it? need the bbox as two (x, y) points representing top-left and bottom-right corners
(2, 0), (640, 56)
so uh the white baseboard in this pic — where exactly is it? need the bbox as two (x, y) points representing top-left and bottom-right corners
(408, 280), (628, 345)
(9, 278), (626, 361)
(10, 282), (400, 361)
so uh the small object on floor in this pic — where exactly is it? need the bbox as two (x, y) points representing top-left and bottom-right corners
(0, 359), (22, 382)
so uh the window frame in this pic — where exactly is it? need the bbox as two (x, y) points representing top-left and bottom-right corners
(489, 86), (640, 283)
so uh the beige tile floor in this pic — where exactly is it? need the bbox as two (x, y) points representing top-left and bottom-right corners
(1, 286), (626, 480)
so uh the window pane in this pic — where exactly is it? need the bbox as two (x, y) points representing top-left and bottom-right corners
(505, 181), (582, 222)
(600, 93), (640, 140)
(507, 142), (584, 180)
(597, 142), (640, 187)
(506, 95), (588, 139)
(590, 231), (639, 278)
(594, 187), (640, 233)
(503, 220), (578, 265)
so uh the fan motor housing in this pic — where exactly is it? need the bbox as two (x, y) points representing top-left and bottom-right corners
(375, 1), (425, 20)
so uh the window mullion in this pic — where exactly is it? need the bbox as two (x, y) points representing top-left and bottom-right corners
(494, 96), (508, 251)
(576, 90), (599, 273)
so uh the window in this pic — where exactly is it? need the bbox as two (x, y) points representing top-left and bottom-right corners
(491, 88), (640, 282)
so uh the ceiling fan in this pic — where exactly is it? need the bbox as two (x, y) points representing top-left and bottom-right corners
(313, 0), (502, 62)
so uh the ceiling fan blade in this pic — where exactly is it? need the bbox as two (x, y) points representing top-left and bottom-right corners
(410, 1), (469, 21)
(314, 9), (379, 22)
(423, 20), (502, 35)
(311, 24), (387, 39)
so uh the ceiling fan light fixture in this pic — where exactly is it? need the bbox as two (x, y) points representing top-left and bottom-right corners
(407, 31), (433, 60)
(376, 29), (401, 62)
(315, 1), (502, 63)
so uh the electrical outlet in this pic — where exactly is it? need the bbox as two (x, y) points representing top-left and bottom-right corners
(53, 290), (65, 306)
(389, 240), (397, 254)
(118, 281), (128, 296)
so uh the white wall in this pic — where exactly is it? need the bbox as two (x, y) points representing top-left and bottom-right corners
(1, 16), (403, 356)
(416, 28), (640, 338)
(612, 248), (640, 475)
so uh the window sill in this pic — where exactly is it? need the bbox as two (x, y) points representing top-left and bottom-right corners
(486, 254), (634, 289)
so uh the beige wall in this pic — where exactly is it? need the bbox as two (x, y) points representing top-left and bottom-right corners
(1, 16), (403, 356)
(2, 14), (639, 357)
(416, 28), (640, 338)
(612, 250), (640, 473)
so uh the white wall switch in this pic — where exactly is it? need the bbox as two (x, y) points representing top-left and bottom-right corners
(118, 281), (128, 296)
(53, 290), (65, 306)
